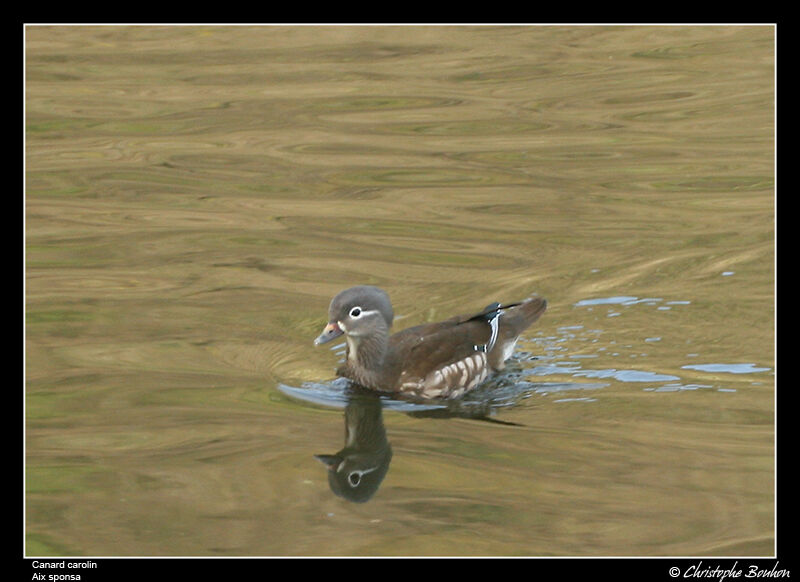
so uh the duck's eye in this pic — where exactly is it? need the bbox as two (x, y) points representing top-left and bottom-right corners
(349, 307), (362, 318)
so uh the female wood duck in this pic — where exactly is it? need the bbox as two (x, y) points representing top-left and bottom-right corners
(314, 286), (547, 399)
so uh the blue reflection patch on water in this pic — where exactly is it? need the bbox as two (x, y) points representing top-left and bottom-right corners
(574, 296), (640, 306)
(643, 383), (715, 392)
(573, 296), (692, 310)
(681, 363), (772, 374)
(524, 364), (679, 383)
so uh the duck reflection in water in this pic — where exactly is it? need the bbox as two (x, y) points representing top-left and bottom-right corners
(312, 383), (525, 503)
(315, 389), (392, 503)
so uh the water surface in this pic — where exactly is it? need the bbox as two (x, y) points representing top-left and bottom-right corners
(25, 25), (774, 557)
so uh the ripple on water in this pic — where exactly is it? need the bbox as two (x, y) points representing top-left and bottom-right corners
(526, 294), (771, 395)
(277, 372), (608, 416)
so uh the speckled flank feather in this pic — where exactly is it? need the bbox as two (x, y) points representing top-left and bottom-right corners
(400, 351), (491, 399)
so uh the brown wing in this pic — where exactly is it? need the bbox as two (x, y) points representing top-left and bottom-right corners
(398, 297), (546, 367)
(389, 296), (547, 397)
(407, 319), (489, 364)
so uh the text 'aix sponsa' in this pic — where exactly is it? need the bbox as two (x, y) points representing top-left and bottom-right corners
(314, 286), (547, 399)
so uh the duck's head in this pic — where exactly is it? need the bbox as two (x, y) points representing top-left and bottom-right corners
(314, 285), (394, 346)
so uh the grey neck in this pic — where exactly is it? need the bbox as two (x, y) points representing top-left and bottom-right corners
(346, 329), (389, 372)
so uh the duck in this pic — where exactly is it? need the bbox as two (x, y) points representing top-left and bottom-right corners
(314, 286), (546, 399)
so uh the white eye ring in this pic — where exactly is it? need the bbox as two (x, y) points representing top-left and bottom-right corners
(349, 307), (362, 318)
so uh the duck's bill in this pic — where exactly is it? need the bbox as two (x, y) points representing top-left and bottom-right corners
(314, 322), (343, 345)
(314, 454), (341, 471)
